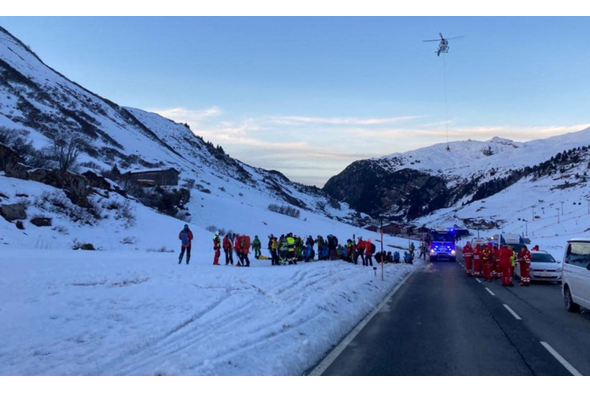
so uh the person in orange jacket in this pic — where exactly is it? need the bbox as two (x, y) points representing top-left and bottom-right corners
(234, 234), (244, 266)
(364, 239), (374, 267)
(356, 237), (366, 265)
(462, 241), (473, 276)
(518, 245), (532, 286)
(212, 232), (221, 265)
(500, 244), (514, 287)
(473, 244), (482, 277)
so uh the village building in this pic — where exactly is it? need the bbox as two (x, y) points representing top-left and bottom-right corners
(126, 168), (180, 186)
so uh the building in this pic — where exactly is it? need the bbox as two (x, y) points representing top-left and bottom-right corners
(126, 168), (179, 186)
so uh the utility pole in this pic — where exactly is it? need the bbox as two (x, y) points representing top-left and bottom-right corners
(380, 216), (384, 282)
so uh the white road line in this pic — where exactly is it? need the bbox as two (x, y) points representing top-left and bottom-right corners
(307, 268), (417, 376)
(485, 288), (495, 296)
(503, 304), (522, 320)
(540, 342), (582, 376)
(475, 278), (482, 283)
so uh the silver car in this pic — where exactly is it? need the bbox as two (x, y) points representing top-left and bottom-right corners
(515, 250), (562, 283)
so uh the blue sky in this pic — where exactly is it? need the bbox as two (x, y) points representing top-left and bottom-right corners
(1, 16), (589, 186)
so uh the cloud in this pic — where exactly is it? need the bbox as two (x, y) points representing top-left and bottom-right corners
(270, 115), (422, 126)
(149, 106), (590, 187)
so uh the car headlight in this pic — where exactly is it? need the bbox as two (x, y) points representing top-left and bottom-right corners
(555, 267), (562, 272)
(451, 250), (456, 254)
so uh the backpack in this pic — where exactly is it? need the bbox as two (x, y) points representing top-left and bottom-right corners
(370, 243), (376, 254)
(180, 231), (189, 246)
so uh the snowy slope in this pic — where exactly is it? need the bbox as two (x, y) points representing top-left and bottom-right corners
(0, 25), (362, 251)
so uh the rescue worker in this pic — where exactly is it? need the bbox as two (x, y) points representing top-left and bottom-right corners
(532, 245), (540, 251)
(509, 245), (516, 280)
(364, 239), (373, 267)
(234, 234), (244, 266)
(462, 241), (473, 276)
(473, 244), (482, 277)
(481, 244), (492, 281)
(419, 241), (427, 260)
(356, 237), (366, 265)
(252, 235), (262, 259)
(492, 245), (500, 279)
(270, 236), (279, 266)
(518, 245), (532, 286)
(286, 233), (296, 265)
(223, 233), (234, 265)
(393, 251), (400, 263)
(241, 234), (251, 267)
(316, 235), (325, 260)
(500, 244), (514, 287)
(178, 224), (193, 265)
(212, 232), (221, 265)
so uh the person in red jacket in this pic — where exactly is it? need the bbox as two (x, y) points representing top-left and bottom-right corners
(462, 242), (473, 276)
(481, 244), (492, 281)
(499, 244), (514, 287)
(178, 224), (193, 265)
(364, 239), (373, 267)
(234, 234), (244, 266)
(492, 245), (500, 279)
(212, 232), (221, 265)
(518, 245), (532, 286)
(223, 234), (234, 265)
(473, 244), (482, 277)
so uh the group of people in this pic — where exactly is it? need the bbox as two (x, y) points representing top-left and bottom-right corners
(462, 241), (533, 286)
(177, 225), (418, 267)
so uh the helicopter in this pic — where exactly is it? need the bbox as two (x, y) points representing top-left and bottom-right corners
(423, 33), (464, 56)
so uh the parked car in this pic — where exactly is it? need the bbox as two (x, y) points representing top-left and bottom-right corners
(514, 250), (561, 282)
(562, 238), (590, 313)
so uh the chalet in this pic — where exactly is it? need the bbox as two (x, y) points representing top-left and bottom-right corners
(127, 168), (180, 186)
(381, 223), (404, 235)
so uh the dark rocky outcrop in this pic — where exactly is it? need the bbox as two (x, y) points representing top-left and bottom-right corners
(30, 217), (52, 227)
(323, 160), (451, 220)
(0, 203), (27, 221)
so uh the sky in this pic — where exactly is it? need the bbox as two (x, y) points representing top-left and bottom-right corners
(1, 14), (590, 186)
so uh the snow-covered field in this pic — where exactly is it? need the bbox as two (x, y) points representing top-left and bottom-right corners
(0, 246), (417, 376)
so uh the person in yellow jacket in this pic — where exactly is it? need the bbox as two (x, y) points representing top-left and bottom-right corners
(286, 233), (296, 265)
(509, 246), (516, 280)
(270, 236), (279, 266)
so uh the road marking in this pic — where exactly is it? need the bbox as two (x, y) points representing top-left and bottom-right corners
(485, 288), (495, 296)
(540, 342), (582, 376)
(475, 278), (482, 283)
(307, 268), (417, 376)
(503, 304), (522, 320)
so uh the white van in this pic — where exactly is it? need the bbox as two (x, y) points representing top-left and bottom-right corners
(562, 238), (590, 312)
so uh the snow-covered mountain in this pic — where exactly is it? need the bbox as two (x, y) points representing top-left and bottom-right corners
(0, 26), (368, 250)
(324, 131), (590, 236)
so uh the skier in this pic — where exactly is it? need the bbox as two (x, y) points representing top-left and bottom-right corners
(393, 250), (400, 263)
(518, 245), (532, 286)
(252, 235), (262, 259)
(462, 241), (473, 276)
(212, 232), (221, 265)
(178, 224), (193, 265)
(403, 251), (413, 264)
(223, 233), (234, 265)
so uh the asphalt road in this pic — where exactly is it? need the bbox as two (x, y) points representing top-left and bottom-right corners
(315, 254), (588, 376)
